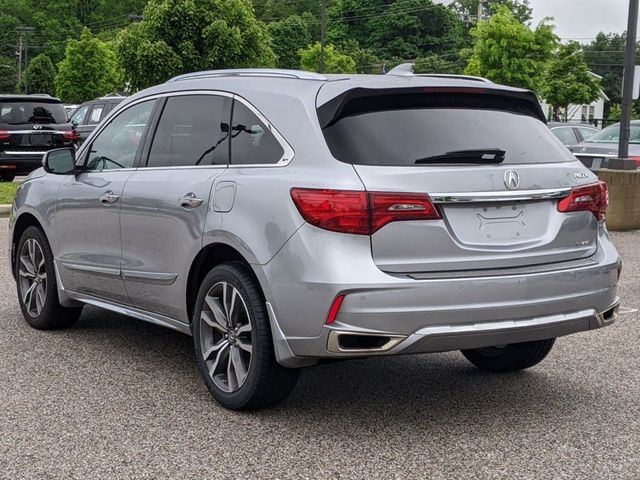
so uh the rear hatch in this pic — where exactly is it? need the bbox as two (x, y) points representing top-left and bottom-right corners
(0, 98), (76, 153)
(319, 86), (601, 274)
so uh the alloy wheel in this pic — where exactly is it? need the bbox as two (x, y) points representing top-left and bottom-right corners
(18, 238), (47, 317)
(199, 281), (253, 393)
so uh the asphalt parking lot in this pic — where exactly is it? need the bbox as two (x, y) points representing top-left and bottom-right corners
(1, 218), (639, 479)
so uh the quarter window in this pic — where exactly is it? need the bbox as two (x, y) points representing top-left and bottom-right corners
(85, 100), (155, 171)
(230, 101), (284, 165)
(147, 95), (231, 168)
(89, 104), (105, 124)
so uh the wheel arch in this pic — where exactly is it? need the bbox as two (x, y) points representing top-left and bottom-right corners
(11, 212), (46, 279)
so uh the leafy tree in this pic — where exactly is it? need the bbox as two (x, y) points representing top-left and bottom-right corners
(116, 0), (276, 91)
(414, 54), (464, 74)
(253, 0), (320, 22)
(299, 42), (356, 74)
(582, 32), (631, 105)
(55, 28), (122, 103)
(268, 15), (313, 69)
(339, 39), (380, 73)
(17, 54), (56, 95)
(464, 6), (557, 90)
(450, 0), (532, 23)
(540, 42), (601, 122)
(328, 0), (468, 61)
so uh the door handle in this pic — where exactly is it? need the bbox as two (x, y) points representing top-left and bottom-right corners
(99, 191), (120, 205)
(179, 192), (204, 209)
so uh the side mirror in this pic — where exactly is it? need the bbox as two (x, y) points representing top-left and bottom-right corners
(43, 148), (77, 175)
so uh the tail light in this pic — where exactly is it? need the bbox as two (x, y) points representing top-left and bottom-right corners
(557, 181), (608, 221)
(0, 130), (11, 140)
(628, 156), (640, 167)
(290, 188), (440, 235)
(326, 294), (345, 324)
(63, 130), (78, 142)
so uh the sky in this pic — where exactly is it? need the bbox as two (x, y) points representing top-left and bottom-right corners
(435, 0), (634, 42)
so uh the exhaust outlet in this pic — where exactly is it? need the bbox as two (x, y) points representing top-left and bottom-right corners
(327, 330), (405, 354)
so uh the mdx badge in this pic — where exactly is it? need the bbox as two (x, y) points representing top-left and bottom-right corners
(504, 170), (520, 190)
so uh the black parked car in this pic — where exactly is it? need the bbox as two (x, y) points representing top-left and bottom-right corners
(0, 94), (77, 182)
(69, 94), (126, 145)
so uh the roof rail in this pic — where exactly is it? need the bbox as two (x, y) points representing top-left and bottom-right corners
(386, 63), (492, 83)
(415, 74), (493, 83)
(168, 69), (328, 82)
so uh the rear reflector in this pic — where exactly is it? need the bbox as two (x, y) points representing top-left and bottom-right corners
(326, 294), (345, 325)
(290, 188), (440, 235)
(557, 181), (608, 221)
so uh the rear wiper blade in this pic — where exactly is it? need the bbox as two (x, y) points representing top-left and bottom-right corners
(415, 148), (506, 164)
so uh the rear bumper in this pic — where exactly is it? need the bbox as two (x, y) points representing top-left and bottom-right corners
(0, 152), (44, 175)
(259, 223), (621, 367)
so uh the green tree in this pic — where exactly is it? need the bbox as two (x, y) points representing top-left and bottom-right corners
(55, 28), (122, 103)
(582, 32), (631, 105)
(464, 6), (557, 90)
(450, 0), (533, 23)
(268, 15), (313, 69)
(414, 54), (464, 74)
(339, 39), (380, 73)
(17, 54), (56, 95)
(299, 42), (356, 73)
(540, 42), (601, 122)
(116, 0), (276, 91)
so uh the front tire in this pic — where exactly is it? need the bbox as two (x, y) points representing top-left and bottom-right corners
(193, 262), (299, 410)
(461, 339), (555, 372)
(1, 172), (16, 182)
(15, 226), (83, 329)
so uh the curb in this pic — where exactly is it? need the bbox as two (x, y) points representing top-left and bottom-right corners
(0, 205), (11, 218)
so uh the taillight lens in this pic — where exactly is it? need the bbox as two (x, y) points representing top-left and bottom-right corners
(557, 181), (608, 221)
(63, 130), (78, 142)
(290, 188), (441, 235)
(0, 130), (11, 140)
(628, 156), (640, 167)
(326, 294), (345, 324)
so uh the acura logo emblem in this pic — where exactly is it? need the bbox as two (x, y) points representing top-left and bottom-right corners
(504, 170), (520, 190)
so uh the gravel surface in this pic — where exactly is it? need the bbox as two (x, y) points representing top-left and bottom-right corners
(1, 218), (639, 479)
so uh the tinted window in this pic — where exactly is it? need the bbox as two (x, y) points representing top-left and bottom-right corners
(0, 100), (67, 125)
(577, 127), (598, 141)
(551, 127), (578, 146)
(231, 101), (284, 165)
(85, 100), (155, 171)
(89, 104), (105, 124)
(323, 108), (575, 166)
(70, 105), (89, 125)
(147, 95), (231, 167)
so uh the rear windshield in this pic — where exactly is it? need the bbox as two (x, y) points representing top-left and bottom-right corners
(587, 124), (640, 144)
(323, 107), (575, 166)
(0, 100), (67, 125)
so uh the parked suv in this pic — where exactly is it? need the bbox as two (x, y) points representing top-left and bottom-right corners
(0, 94), (77, 181)
(8, 69), (621, 410)
(69, 94), (126, 145)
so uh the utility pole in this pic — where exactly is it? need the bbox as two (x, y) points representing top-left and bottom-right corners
(16, 27), (34, 94)
(617, 0), (639, 165)
(319, 0), (327, 73)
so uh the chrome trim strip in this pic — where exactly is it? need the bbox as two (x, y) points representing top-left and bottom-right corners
(573, 153), (617, 158)
(121, 269), (178, 285)
(65, 291), (191, 335)
(326, 330), (406, 354)
(59, 262), (120, 278)
(430, 187), (571, 203)
(79, 89), (295, 168)
(2, 130), (68, 135)
(3, 151), (47, 155)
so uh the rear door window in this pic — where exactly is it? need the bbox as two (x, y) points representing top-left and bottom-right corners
(230, 101), (284, 165)
(146, 95), (231, 168)
(321, 95), (575, 166)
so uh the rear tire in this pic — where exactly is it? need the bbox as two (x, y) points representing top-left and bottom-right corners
(193, 261), (300, 410)
(461, 339), (555, 372)
(1, 172), (16, 182)
(15, 226), (83, 330)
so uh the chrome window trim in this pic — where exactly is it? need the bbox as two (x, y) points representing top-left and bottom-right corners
(430, 187), (571, 203)
(78, 89), (295, 171)
(3, 151), (47, 155)
(1, 130), (69, 135)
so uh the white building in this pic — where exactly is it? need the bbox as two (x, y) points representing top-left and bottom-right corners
(539, 72), (609, 126)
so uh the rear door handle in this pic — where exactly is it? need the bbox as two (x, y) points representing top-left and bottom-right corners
(179, 193), (204, 209)
(99, 191), (120, 205)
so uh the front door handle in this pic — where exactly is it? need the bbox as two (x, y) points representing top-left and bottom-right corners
(99, 191), (120, 205)
(179, 192), (204, 209)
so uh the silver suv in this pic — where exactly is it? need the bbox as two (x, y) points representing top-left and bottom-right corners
(8, 69), (621, 410)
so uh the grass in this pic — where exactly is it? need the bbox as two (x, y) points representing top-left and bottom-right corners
(0, 181), (18, 204)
